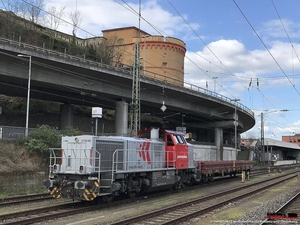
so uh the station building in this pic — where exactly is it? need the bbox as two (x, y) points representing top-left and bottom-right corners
(241, 138), (300, 165)
(282, 134), (300, 146)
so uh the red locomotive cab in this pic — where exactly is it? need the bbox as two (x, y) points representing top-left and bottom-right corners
(165, 131), (189, 169)
(138, 128), (189, 169)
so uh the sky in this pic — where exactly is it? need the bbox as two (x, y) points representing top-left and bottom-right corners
(3, 0), (300, 140)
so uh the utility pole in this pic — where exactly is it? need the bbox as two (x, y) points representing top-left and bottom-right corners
(260, 109), (288, 164)
(261, 112), (264, 163)
(130, 42), (141, 137)
(231, 99), (240, 157)
(130, 0), (142, 137)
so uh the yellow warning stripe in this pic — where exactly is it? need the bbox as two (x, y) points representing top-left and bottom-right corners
(83, 188), (96, 201)
(94, 180), (99, 187)
(55, 194), (61, 199)
(49, 187), (57, 195)
(83, 192), (89, 201)
(49, 187), (62, 199)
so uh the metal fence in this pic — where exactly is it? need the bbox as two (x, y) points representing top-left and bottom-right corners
(0, 126), (34, 139)
(0, 125), (119, 140)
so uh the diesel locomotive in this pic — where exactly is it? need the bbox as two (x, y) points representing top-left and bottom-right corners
(43, 128), (253, 202)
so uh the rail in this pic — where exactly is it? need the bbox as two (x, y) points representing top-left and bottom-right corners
(0, 36), (254, 118)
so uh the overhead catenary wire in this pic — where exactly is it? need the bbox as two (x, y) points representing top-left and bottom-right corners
(233, 0), (300, 98)
(271, 0), (300, 65)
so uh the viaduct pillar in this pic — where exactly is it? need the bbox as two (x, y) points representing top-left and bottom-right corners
(115, 100), (128, 136)
(215, 127), (224, 160)
(60, 104), (73, 130)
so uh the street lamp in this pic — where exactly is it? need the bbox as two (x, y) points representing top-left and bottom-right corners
(142, 35), (149, 76)
(18, 54), (32, 137)
(231, 99), (240, 157)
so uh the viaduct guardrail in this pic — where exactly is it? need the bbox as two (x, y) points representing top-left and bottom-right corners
(0, 36), (254, 118)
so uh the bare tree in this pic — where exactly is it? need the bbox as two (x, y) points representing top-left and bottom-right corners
(47, 5), (65, 32)
(0, 0), (20, 13)
(0, 0), (21, 38)
(27, 0), (45, 24)
(96, 35), (125, 66)
(69, 10), (82, 37)
(13, 0), (44, 27)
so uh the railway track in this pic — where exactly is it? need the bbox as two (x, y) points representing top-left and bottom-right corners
(260, 191), (300, 224)
(0, 202), (82, 225)
(0, 176), (250, 224)
(0, 175), (243, 224)
(0, 167), (297, 225)
(109, 171), (300, 225)
(0, 193), (52, 207)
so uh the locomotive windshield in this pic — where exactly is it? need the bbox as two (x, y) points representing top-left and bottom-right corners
(174, 135), (186, 144)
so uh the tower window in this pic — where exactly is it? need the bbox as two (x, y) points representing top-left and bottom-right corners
(117, 39), (125, 45)
(162, 62), (167, 67)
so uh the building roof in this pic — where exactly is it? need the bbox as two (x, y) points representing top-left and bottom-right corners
(250, 140), (260, 147)
(264, 138), (300, 150)
(102, 26), (150, 36)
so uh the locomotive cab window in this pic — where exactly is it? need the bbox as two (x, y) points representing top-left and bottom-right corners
(167, 135), (174, 146)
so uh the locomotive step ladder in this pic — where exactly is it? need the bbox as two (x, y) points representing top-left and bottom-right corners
(100, 172), (114, 194)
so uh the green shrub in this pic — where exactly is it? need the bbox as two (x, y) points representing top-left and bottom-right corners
(26, 125), (61, 159)
(64, 126), (83, 136)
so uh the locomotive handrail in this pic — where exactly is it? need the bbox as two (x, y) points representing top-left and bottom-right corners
(112, 148), (176, 174)
(48, 147), (101, 180)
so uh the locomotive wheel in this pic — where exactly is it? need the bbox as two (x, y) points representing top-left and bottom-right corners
(102, 195), (114, 203)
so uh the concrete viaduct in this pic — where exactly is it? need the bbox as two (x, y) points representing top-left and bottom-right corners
(0, 37), (255, 160)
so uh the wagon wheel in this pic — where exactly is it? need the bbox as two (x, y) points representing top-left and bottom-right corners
(102, 195), (114, 203)
(128, 190), (137, 199)
(202, 175), (208, 183)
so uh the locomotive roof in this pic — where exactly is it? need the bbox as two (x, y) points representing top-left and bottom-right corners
(140, 129), (185, 136)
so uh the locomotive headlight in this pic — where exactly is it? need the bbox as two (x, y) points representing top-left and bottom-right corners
(53, 164), (60, 173)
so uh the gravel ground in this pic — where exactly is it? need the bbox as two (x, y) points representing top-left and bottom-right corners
(228, 184), (300, 225)
(189, 176), (300, 225)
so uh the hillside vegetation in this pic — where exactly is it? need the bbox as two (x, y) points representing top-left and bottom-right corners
(0, 95), (115, 173)
(0, 139), (44, 173)
(0, 8), (123, 66)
